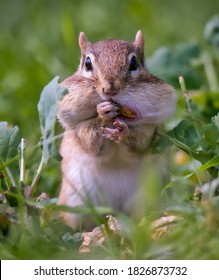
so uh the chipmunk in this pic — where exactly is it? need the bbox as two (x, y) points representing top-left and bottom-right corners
(57, 31), (176, 229)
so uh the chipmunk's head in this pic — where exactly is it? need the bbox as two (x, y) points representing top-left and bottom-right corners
(78, 31), (145, 100)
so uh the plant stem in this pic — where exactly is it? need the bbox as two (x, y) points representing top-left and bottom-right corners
(6, 167), (16, 187)
(179, 75), (201, 139)
(0, 158), (16, 189)
(30, 154), (45, 196)
(19, 138), (25, 184)
(178, 75), (203, 186)
(202, 51), (218, 92)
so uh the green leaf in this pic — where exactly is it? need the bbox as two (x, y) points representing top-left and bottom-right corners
(168, 120), (200, 150)
(166, 119), (215, 164)
(197, 155), (219, 172)
(47, 204), (112, 215)
(165, 134), (211, 163)
(201, 123), (219, 153)
(204, 15), (219, 50)
(161, 174), (192, 195)
(147, 43), (202, 89)
(151, 135), (171, 154)
(162, 155), (219, 194)
(37, 76), (68, 164)
(0, 122), (20, 163)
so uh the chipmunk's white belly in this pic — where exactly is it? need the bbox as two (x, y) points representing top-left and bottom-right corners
(63, 145), (143, 213)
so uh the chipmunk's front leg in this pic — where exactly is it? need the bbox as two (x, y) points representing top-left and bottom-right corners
(100, 118), (129, 143)
(97, 101), (129, 143)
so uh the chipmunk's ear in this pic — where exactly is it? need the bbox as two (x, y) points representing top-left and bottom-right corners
(78, 32), (91, 53)
(133, 31), (144, 66)
(133, 30), (144, 49)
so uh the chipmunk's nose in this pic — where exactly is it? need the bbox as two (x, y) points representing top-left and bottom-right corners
(102, 84), (116, 96)
(102, 79), (121, 96)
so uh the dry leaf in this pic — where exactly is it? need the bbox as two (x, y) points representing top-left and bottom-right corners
(79, 225), (106, 253)
(151, 215), (179, 239)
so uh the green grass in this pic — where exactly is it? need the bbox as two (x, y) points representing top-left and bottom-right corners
(1, 0), (219, 260)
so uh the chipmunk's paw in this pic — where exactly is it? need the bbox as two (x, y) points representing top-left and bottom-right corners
(97, 101), (119, 123)
(100, 118), (129, 143)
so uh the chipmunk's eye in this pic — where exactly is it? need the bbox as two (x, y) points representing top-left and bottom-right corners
(85, 56), (93, 71)
(129, 56), (138, 71)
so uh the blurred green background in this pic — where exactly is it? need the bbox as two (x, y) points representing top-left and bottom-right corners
(1, 0), (219, 137)
(0, 0), (219, 191)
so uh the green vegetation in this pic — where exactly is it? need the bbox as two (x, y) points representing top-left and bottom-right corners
(1, 0), (219, 259)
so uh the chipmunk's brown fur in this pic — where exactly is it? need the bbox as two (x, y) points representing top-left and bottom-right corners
(57, 31), (176, 229)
